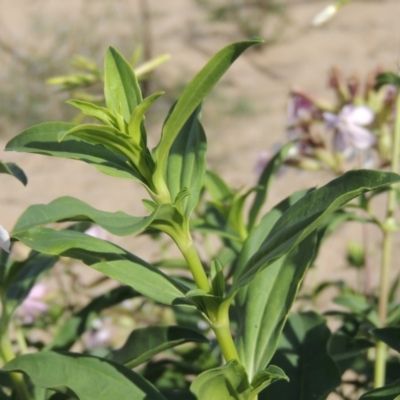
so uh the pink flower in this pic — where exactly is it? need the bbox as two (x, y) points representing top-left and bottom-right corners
(0, 225), (10, 253)
(287, 93), (314, 128)
(20, 283), (48, 324)
(85, 225), (110, 241)
(323, 105), (376, 152)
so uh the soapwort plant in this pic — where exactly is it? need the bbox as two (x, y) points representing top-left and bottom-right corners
(0, 40), (399, 399)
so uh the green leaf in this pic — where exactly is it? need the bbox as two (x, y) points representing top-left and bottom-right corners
(48, 286), (138, 351)
(5, 122), (139, 180)
(128, 91), (164, 148)
(104, 47), (142, 123)
(190, 360), (250, 400)
(234, 170), (400, 291)
(66, 100), (117, 126)
(2, 352), (167, 400)
(248, 141), (295, 229)
(334, 293), (379, 327)
(4, 252), (58, 315)
(153, 39), (263, 189)
(204, 170), (232, 203)
(0, 160), (27, 186)
(12, 227), (189, 306)
(370, 327), (400, 353)
(235, 234), (318, 380)
(13, 196), (155, 236)
(360, 379), (400, 399)
(109, 325), (208, 368)
(260, 312), (341, 400)
(166, 106), (207, 216)
(249, 366), (288, 398)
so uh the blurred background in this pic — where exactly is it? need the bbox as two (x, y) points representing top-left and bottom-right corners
(0, 0), (399, 288)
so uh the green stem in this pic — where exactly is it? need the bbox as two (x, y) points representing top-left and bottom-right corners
(0, 333), (33, 400)
(212, 299), (240, 363)
(374, 90), (400, 388)
(176, 237), (211, 293)
(177, 234), (240, 363)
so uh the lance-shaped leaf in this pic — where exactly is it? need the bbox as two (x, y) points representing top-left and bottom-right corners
(260, 312), (341, 400)
(4, 252), (58, 315)
(166, 106), (207, 216)
(153, 39), (263, 188)
(109, 325), (208, 368)
(235, 234), (318, 380)
(249, 366), (288, 398)
(13, 196), (155, 236)
(2, 352), (167, 400)
(48, 286), (138, 351)
(59, 124), (153, 184)
(66, 100), (117, 127)
(5, 122), (139, 180)
(360, 379), (400, 399)
(233, 170), (400, 291)
(190, 360), (250, 400)
(248, 141), (295, 229)
(12, 227), (189, 306)
(104, 47), (143, 123)
(128, 91), (164, 148)
(370, 327), (400, 353)
(0, 160), (27, 185)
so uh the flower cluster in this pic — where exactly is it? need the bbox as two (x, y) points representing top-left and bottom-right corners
(257, 67), (397, 176)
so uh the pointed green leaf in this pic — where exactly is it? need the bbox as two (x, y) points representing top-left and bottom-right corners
(249, 366), (288, 398)
(109, 325), (208, 368)
(104, 47), (142, 123)
(191, 360), (250, 400)
(48, 286), (138, 351)
(360, 379), (400, 399)
(370, 327), (400, 353)
(0, 161), (27, 186)
(204, 170), (232, 203)
(4, 252), (58, 315)
(5, 122), (139, 180)
(13, 196), (155, 236)
(166, 106), (207, 215)
(234, 170), (400, 291)
(235, 233), (318, 379)
(154, 39), (263, 187)
(248, 141), (295, 229)
(66, 100), (117, 126)
(128, 91), (164, 147)
(2, 352), (167, 400)
(59, 124), (137, 162)
(260, 312), (341, 400)
(12, 228), (189, 306)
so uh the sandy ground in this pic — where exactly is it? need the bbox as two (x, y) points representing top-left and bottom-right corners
(0, 0), (400, 395)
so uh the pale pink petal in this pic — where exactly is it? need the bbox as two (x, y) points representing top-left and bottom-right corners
(323, 112), (338, 128)
(333, 131), (348, 152)
(348, 125), (376, 149)
(85, 226), (110, 241)
(0, 225), (10, 253)
(345, 106), (374, 125)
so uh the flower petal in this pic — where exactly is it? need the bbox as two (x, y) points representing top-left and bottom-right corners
(345, 106), (374, 125)
(323, 112), (338, 128)
(0, 225), (10, 253)
(348, 124), (376, 149)
(333, 131), (348, 152)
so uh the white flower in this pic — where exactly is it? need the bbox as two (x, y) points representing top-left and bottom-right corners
(323, 105), (376, 152)
(0, 225), (10, 253)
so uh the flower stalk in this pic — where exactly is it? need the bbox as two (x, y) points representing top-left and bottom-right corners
(374, 89), (400, 388)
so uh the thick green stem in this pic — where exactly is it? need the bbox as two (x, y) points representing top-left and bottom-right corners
(374, 91), (400, 388)
(212, 300), (240, 363)
(176, 237), (211, 293)
(177, 234), (240, 363)
(0, 333), (33, 400)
